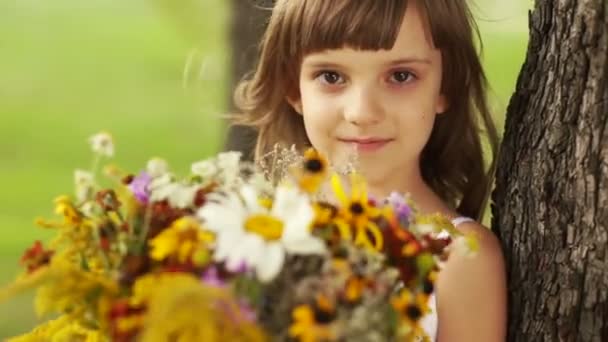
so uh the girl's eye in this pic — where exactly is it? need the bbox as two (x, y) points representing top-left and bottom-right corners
(316, 71), (345, 85)
(389, 70), (416, 84)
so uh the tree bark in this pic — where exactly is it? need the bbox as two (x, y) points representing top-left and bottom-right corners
(492, 1), (608, 341)
(224, 0), (273, 159)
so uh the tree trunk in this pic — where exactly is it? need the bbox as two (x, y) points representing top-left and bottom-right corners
(492, 1), (608, 341)
(224, 0), (273, 159)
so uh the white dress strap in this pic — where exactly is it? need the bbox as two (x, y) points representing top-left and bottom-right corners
(451, 216), (475, 227)
(419, 294), (439, 341)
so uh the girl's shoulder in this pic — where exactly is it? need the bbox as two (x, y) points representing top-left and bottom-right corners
(435, 219), (507, 340)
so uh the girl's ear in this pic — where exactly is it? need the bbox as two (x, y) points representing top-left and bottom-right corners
(286, 96), (303, 115)
(436, 94), (448, 115)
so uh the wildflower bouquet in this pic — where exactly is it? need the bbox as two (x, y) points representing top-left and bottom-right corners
(1, 132), (477, 342)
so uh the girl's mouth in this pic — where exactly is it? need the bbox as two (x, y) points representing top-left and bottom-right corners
(338, 137), (394, 152)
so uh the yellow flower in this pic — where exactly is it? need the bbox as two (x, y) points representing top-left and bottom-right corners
(34, 196), (106, 268)
(148, 216), (214, 266)
(344, 275), (369, 303)
(311, 202), (338, 227)
(116, 314), (146, 335)
(330, 173), (383, 251)
(7, 315), (104, 342)
(53, 322), (103, 342)
(129, 273), (161, 307)
(390, 289), (431, 340)
(310, 202), (355, 248)
(288, 305), (336, 342)
(33, 258), (118, 319)
(6, 315), (69, 342)
(0, 265), (52, 304)
(54, 195), (82, 226)
(296, 148), (329, 193)
(134, 273), (266, 342)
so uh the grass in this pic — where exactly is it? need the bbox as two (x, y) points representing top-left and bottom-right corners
(0, 0), (529, 338)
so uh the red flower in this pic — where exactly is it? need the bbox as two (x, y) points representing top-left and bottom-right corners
(20, 240), (54, 273)
(96, 189), (122, 211)
(107, 299), (146, 342)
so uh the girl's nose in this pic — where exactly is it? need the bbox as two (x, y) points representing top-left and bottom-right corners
(342, 86), (385, 126)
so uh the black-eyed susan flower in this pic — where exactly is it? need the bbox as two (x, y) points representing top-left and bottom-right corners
(296, 148), (329, 193)
(331, 173), (383, 251)
(314, 294), (336, 320)
(390, 289), (431, 339)
(311, 201), (338, 227)
(310, 201), (353, 249)
(422, 269), (438, 296)
(288, 304), (336, 342)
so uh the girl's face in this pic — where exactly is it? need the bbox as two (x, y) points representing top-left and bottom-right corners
(289, 2), (446, 185)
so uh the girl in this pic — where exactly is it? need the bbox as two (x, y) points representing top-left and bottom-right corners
(233, 0), (507, 340)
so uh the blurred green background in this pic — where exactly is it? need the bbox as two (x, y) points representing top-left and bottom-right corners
(0, 0), (530, 337)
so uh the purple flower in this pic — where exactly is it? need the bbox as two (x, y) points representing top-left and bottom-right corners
(201, 266), (226, 288)
(387, 192), (412, 222)
(237, 300), (257, 323)
(128, 171), (151, 204)
(230, 260), (250, 274)
(214, 297), (258, 324)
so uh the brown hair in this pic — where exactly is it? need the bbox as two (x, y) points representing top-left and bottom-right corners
(232, 0), (500, 221)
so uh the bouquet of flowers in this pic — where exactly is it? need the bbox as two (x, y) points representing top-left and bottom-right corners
(1, 132), (477, 342)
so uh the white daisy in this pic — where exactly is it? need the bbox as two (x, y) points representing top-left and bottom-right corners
(88, 132), (114, 157)
(147, 157), (170, 178)
(191, 159), (218, 179)
(197, 185), (326, 282)
(216, 151), (242, 185)
(149, 174), (198, 208)
(80, 201), (96, 217)
(191, 152), (243, 187)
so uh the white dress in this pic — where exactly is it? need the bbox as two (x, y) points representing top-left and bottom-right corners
(419, 216), (475, 341)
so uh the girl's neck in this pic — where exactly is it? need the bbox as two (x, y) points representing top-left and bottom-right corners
(365, 163), (456, 217)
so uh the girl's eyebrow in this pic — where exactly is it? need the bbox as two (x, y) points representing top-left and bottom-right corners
(301, 60), (345, 69)
(387, 57), (432, 65)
